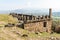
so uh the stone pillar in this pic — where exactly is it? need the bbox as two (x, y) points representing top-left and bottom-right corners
(24, 16), (26, 21)
(31, 15), (34, 20)
(27, 16), (29, 20)
(49, 8), (52, 18)
(45, 15), (48, 19)
(42, 15), (45, 19)
(32, 16), (34, 20)
(38, 16), (41, 20)
(34, 16), (36, 20)
(32, 16), (35, 20)
(26, 15), (27, 20)
(21, 14), (23, 20)
(33, 16), (35, 20)
(32, 16), (36, 21)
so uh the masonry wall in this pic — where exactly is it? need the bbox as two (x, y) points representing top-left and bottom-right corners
(10, 8), (52, 33)
(24, 20), (52, 33)
(46, 20), (52, 33)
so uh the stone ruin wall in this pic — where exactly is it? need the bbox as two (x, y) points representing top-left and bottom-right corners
(24, 22), (43, 32)
(10, 8), (52, 33)
(24, 20), (52, 33)
(46, 20), (52, 33)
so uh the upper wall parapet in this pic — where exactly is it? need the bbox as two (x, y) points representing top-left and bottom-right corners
(10, 8), (52, 23)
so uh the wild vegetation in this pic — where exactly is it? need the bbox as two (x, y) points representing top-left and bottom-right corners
(52, 19), (60, 33)
(0, 14), (18, 27)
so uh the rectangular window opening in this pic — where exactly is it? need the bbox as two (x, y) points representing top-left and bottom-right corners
(43, 22), (47, 27)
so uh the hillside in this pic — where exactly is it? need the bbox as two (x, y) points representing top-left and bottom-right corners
(0, 14), (60, 40)
(0, 14), (18, 26)
(0, 27), (39, 40)
(1, 26), (60, 40)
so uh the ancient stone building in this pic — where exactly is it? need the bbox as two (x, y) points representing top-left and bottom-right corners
(10, 8), (52, 33)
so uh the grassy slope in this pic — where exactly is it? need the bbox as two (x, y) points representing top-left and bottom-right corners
(0, 26), (39, 40)
(0, 27), (60, 40)
(0, 14), (18, 26)
(0, 14), (39, 40)
(0, 14), (60, 40)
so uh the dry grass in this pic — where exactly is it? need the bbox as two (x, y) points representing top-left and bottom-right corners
(0, 26), (60, 40)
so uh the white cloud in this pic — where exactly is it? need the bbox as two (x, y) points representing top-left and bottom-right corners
(27, 2), (31, 7)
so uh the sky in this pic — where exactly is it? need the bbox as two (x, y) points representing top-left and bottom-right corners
(0, 0), (60, 12)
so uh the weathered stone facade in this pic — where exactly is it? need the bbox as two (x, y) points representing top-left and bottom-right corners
(10, 8), (52, 33)
(24, 20), (52, 33)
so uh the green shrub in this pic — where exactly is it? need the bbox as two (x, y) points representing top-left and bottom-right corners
(52, 20), (60, 33)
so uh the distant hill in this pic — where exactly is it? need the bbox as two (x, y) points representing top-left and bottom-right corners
(52, 12), (60, 19)
(53, 12), (60, 17)
(10, 9), (49, 16)
(0, 9), (60, 17)
(11, 9), (60, 17)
